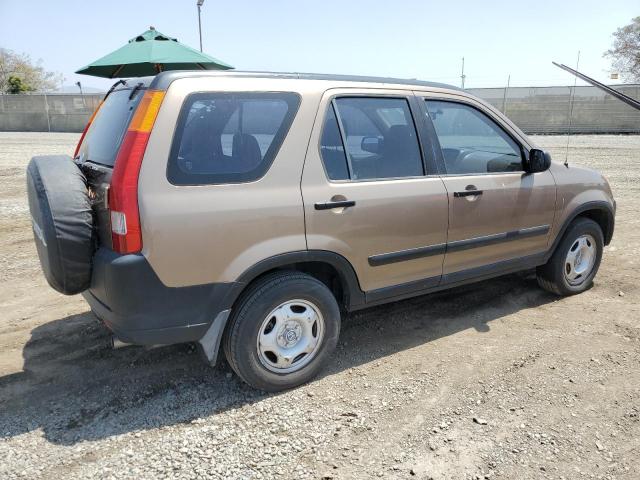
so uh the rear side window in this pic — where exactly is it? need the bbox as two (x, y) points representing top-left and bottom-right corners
(319, 97), (424, 181)
(77, 89), (141, 166)
(319, 105), (349, 180)
(168, 92), (300, 185)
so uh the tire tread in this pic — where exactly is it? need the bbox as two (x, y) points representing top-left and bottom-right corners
(223, 271), (338, 391)
(536, 217), (603, 296)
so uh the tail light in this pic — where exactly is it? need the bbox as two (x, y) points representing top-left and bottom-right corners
(109, 90), (165, 254)
(73, 101), (103, 158)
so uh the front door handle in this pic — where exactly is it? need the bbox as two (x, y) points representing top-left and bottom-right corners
(314, 200), (356, 210)
(454, 190), (483, 197)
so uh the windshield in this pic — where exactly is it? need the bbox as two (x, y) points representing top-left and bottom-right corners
(77, 88), (143, 166)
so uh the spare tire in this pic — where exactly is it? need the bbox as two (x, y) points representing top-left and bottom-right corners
(26, 155), (94, 295)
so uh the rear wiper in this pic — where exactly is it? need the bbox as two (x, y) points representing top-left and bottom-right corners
(128, 82), (145, 100)
(103, 79), (126, 100)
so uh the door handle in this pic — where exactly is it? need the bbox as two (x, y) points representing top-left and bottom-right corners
(454, 189), (483, 198)
(314, 200), (356, 210)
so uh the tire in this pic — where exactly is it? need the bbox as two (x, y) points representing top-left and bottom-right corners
(537, 217), (603, 296)
(223, 271), (341, 392)
(26, 155), (94, 295)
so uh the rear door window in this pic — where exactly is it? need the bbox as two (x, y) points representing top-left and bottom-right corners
(319, 97), (424, 181)
(319, 105), (350, 180)
(167, 92), (300, 185)
(77, 88), (142, 166)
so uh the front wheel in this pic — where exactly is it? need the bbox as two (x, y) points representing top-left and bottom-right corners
(537, 217), (604, 296)
(223, 272), (341, 392)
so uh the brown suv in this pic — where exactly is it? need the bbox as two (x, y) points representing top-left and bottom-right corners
(27, 72), (615, 391)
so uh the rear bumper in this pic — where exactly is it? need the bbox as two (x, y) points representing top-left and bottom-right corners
(83, 248), (242, 345)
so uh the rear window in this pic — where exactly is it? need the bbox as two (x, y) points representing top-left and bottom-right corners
(77, 89), (142, 166)
(167, 92), (300, 185)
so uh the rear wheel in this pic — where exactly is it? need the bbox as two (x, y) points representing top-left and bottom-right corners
(537, 218), (603, 296)
(223, 272), (340, 391)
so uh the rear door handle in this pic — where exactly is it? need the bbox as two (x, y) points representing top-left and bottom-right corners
(454, 190), (483, 197)
(314, 200), (356, 210)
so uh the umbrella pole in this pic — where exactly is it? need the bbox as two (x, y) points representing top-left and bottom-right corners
(112, 64), (125, 79)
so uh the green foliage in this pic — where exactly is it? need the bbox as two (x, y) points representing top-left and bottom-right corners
(6, 75), (33, 94)
(604, 17), (640, 82)
(0, 48), (63, 93)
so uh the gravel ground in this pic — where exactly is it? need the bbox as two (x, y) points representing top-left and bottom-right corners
(0, 132), (639, 480)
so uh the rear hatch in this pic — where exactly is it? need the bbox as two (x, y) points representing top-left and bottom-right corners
(75, 82), (146, 249)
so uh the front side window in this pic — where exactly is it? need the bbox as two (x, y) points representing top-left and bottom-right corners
(168, 92), (300, 185)
(320, 97), (423, 181)
(426, 100), (522, 174)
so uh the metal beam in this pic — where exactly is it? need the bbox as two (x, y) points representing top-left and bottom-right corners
(552, 61), (640, 111)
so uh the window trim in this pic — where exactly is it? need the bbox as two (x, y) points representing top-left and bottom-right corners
(166, 91), (301, 186)
(317, 93), (430, 183)
(330, 99), (354, 179)
(420, 97), (527, 176)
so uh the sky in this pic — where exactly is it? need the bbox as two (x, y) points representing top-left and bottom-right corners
(0, 0), (637, 92)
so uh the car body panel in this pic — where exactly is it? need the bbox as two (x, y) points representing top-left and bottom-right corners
(138, 77), (324, 286)
(301, 88), (449, 292)
(412, 90), (557, 273)
(440, 171), (557, 273)
(545, 161), (615, 249)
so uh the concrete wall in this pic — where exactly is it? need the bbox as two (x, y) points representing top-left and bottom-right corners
(1, 84), (640, 134)
(467, 84), (640, 134)
(0, 94), (101, 133)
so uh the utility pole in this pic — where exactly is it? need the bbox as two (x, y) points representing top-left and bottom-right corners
(197, 0), (205, 52)
(460, 57), (466, 89)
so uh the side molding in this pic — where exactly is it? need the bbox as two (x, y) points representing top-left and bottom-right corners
(368, 225), (549, 267)
(446, 225), (549, 253)
(368, 243), (446, 267)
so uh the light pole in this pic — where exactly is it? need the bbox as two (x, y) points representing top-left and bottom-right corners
(76, 81), (86, 108)
(197, 0), (205, 52)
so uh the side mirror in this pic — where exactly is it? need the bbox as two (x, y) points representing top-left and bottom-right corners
(361, 136), (382, 154)
(527, 149), (551, 173)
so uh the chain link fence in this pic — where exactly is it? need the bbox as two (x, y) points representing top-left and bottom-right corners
(1, 84), (640, 134)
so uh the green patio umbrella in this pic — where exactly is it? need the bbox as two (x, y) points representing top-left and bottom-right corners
(76, 26), (233, 78)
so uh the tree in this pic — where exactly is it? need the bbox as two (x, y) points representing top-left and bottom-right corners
(604, 17), (640, 82)
(0, 48), (63, 93)
(6, 75), (32, 94)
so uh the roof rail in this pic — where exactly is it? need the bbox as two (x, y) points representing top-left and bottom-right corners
(149, 70), (460, 91)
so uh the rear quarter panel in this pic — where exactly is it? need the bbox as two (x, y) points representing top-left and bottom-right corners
(138, 77), (324, 287)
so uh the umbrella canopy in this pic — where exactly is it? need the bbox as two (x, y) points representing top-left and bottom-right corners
(76, 27), (233, 78)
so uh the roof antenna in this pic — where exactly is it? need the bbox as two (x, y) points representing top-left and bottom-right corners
(564, 51), (580, 168)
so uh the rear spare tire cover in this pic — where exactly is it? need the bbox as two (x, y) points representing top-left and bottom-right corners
(26, 155), (94, 295)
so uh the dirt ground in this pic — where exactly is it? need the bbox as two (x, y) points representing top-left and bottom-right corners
(0, 132), (638, 480)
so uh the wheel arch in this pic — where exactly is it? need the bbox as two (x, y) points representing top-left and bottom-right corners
(235, 250), (365, 311)
(545, 201), (615, 262)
